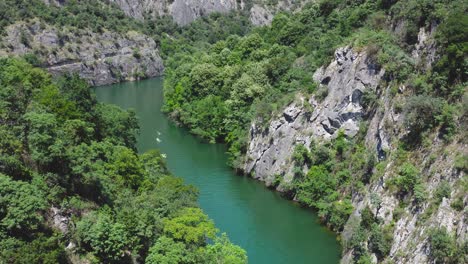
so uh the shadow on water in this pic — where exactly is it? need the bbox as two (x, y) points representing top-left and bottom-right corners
(95, 78), (341, 264)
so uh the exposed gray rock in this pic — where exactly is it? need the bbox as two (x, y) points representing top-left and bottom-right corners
(49, 207), (70, 234)
(170, 0), (241, 25)
(244, 47), (385, 185)
(108, 0), (310, 26)
(244, 41), (466, 263)
(108, 0), (243, 25)
(44, 0), (309, 26)
(249, 4), (274, 26)
(412, 23), (438, 70)
(0, 21), (163, 86)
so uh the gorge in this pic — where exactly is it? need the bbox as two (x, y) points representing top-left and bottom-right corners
(0, 0), (466, 263)
(94, 77), (341, 264)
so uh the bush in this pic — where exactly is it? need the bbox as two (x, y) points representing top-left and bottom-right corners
(360, 206), (375, 228)
(429, 228), (457, 263)
(403, 95), (443, 139)
(434, 181), (451, 204)
(393, 162), (420, 196)
(450, 197), (464, 211)
(454, 155), (468, 173)
(292, 144), (311, 166)
(132, 48), (141, 59)
(369, 224), (393, 260)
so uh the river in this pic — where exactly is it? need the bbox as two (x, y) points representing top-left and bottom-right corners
(95, 77), (341, 264)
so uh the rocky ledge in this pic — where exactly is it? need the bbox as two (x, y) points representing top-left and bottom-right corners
(243, 44), (466, 263)
(244, 46), (385, 186)
(0, 20), (163, 86)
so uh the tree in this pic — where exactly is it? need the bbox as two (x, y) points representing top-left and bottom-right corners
(163, 208), (217, 246)
(0, 174), (46, 235)
(145, 236), (192, 264)
(75, 210), (130, 262)
(95, 103), (139, 149)
(296, 165), (335, 206)
(24, 111), (59, 166)
(107, 146), (145, 190)
(203, 233), (248, 264)
(403, 95), (443, 139)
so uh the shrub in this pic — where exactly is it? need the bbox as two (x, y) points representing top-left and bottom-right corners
(403, 95), (443, 139)
(429, 228), (457, 263)
(413, 183), (427, 205)
(369, 224), (393, 260)
(454, 155), (468, 173)
(360, 206), (374, 228)
(132, 48), (141, 59)
(292, 144), (311, 166)
(450, 197), (464, 211)
(393, 162), (420, 196)
(434, 181), (451, 204)
(315, 85), (329, 102)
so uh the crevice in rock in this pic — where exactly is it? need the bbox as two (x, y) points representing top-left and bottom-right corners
(321, 76), (331, 85)
(376, 129), (386, 161)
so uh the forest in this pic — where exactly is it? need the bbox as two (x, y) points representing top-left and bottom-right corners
(0, 58), (246, 263)
(0, 0), (466, 263)
(162, 0), (467, 263)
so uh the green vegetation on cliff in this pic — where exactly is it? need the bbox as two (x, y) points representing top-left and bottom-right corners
(161, 0), (467, 262)
(0, 58), (246, 263)
(0, 0), (466, 263)
(163, 0), (466, 160)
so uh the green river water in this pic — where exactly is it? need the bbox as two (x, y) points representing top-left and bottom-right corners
(95, 77), (341, 264)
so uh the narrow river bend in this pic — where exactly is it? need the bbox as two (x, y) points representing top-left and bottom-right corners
(95, 78), (341, 264)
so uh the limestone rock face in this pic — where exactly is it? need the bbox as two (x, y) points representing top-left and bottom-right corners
(43, 0), (309, 26)
(108, 0), (310, 26)
(243, 47), (385, 185)
(108, 0), (242, 25)
(249, 4), (274, 26)
(244, 44), (466, 263)
(0, 21), (163, 86)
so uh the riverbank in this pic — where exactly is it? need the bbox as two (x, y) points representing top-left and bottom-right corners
(95, 77), (342, 264)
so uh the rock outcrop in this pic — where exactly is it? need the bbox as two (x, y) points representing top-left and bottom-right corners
(249, 0), (309, 25)
(108, 0), (307, 26)
(0, 21), (163, 86)
(108, 0), (243, 25)
(243, 44), (466, 263)
(42, 0), (309, 28)
(244, 47), (385, 185)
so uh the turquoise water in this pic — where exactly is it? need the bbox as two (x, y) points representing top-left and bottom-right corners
(95, 78), (341, 264)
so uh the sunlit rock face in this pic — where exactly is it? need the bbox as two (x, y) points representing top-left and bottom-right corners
(244, 46), (385, 186)
(0, 21), (163, 86)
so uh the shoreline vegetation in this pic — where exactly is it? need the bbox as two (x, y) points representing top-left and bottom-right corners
(0, 0), (466, 263)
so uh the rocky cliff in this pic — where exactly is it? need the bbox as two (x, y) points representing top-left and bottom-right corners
(243, 33), (467, 262)
(107, 0), (307, 26)
(0, 20), (163, 86)
(105, 0), (307, 25)
(245, 47), (385, 186)
(109, 0), (242, 25)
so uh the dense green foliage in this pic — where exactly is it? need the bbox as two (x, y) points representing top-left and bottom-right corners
(0, 0), (252, 50)
(429, 227), (467, 264)
(1, 0), (466, 263)
(0, 0), (143, 35)
(0, 58), (246, 263)
(289, 131), (375, 232)
(160, 1), (467, 262)
(163, 0), (467, 165)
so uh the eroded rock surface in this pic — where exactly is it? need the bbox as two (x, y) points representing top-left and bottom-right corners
(243, 44), (466, 263)
(0, 21), (163, 86)
(244, 47), (385, 185)
(108, 0), (308, 25)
